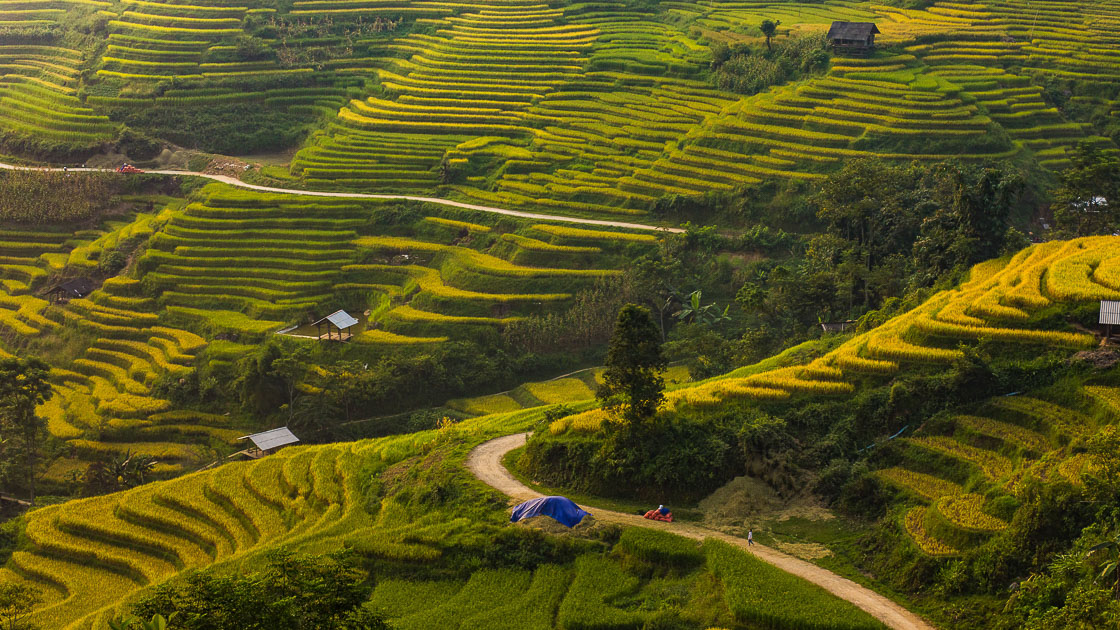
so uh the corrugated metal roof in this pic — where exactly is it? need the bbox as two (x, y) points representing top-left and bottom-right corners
(315, 309), (359, 330)
(240, 427), (299, 451)
(1101, 300), (1120, 325)
(827, 21), (880, 40)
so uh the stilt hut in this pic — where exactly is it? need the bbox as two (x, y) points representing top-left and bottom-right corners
(1101, 300), (1120, 340)
(314, 309), (359, 341)
(819, 320), (857, 334)
(827, 21), (880, 56)
(43, 277), (94, 304)
(238, 427), (299, 459)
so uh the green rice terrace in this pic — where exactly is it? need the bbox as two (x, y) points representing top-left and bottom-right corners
(2, 0), (1120, 629)
(0, 0), (1118, 217)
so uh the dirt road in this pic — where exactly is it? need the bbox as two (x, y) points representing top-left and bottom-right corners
(0, 162), (682, 233)
(466, 433), (937, 630)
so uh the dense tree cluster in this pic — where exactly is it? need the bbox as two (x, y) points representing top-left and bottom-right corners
(126, 550), (388, 630)
(1051, 144), (1120, 237)
(736, 159), (1030, 359)
(710, 33), (830, 95)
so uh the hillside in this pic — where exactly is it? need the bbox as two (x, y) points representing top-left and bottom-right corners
(0, 182), (669, 480)
(523, 235), (1120, 626)
(0, 233), (1118, 627)
(0, 409), (895, 630)
(2, 0), (1120, 627)
(1, 0), (1118, 218)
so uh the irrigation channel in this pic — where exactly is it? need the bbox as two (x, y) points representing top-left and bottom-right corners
(468, 433), (938, 630)
(0, 162), (684, 234)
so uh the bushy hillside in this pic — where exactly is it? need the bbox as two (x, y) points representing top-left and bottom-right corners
(2, 0), (1118, 217)
(526, 235), (1120, 626)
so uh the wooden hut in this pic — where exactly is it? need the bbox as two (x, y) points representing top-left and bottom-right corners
(313, 309), (359, 341)
(820, 320), (857, 334)
(238, 427), (299, 459)
(1101, 300), (1120, 340)
(43, 277), (94, 304)
(827, 21), (880, 56)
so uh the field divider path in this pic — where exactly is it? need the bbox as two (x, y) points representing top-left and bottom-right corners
(0, 163), (683, 234)
(467, 432), (936, 630)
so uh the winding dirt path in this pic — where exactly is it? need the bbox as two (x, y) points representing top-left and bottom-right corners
(467, 433), (937, 630)
(0, 162), (682, 233)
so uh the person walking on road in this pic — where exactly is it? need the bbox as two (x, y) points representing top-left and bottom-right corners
(748, 529), (754, 546)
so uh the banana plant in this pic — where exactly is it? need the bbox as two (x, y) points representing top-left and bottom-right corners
(108, 613), (176, 630)
(674, 290), (731, 327)
(1087, 533), (1120, 599)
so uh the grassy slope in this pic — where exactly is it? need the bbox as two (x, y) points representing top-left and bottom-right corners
(0, 404), (887, 630)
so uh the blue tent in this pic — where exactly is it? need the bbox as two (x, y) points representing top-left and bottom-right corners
(510, 496), (590, 528)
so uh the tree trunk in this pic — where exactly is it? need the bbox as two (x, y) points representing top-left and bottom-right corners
(25, 426), (34, 505)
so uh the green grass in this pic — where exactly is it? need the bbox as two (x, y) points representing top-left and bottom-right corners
(705, 538), (885, 630)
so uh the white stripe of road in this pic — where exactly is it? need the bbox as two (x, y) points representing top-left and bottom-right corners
(0, 162), (684, 234)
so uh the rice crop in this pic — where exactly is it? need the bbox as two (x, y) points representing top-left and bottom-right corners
(904, 507), (958, 556)
(705, 538), (885, 629)
(907, 436), (1013, 480)
(935, 494), (1009, 532)
(876, 467), (962, 502)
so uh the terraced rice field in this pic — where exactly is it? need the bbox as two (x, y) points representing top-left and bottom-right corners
(657, 236), (1120, 405)
(276, 0), (1119, 218)
(0, 434), (432, 629)
(98, 0), (264, 82)
(511, 234), (1120, 556)
(878, 389), (1105, 556)
(0, 209), (229, 462)
(447, 364), (691, 417)
(0, 186), (654, 471)
(0, 43), (116, 146)
(4, 0), (1117, 188)
(0, 404), (890, 630)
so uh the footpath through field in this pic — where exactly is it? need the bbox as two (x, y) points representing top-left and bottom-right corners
(468, 433), (937, 630)
(0, 162), (683, 234)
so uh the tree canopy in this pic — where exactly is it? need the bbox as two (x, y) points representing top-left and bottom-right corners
(0, 357), (52, 504)
(599, 304), (667, 424)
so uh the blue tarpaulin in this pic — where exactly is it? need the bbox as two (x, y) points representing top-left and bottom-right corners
(510, 496), (590, 528)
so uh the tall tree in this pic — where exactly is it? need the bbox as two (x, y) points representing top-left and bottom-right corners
(598, 304), (666, 424)
(0, 358), (52, 504)
(760, 19), (780, 51)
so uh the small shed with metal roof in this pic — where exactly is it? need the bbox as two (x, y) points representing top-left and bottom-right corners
(239, 427), (300, 458)
(827, 21), (880, 56)
(313, 309), (359, 341)
(819, 319), (857, 334)
(1101, 300), (1120, 340)
(43, 277), (95, 304)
